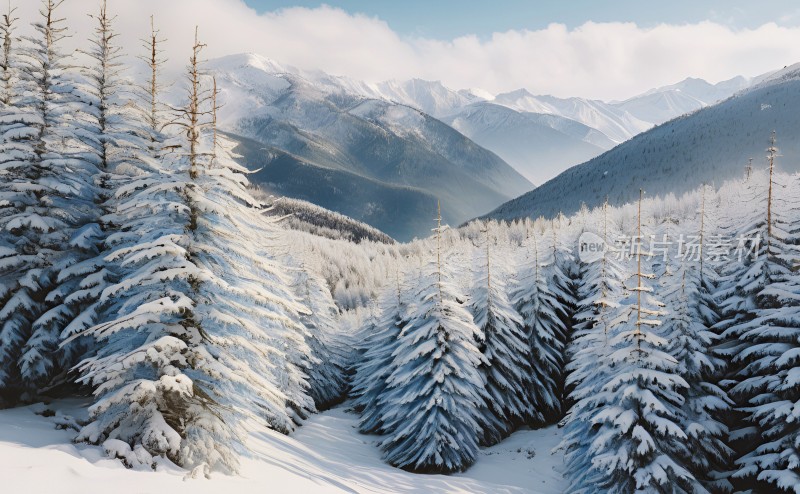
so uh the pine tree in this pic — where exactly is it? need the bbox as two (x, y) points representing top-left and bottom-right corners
(0, 0), (99, 400)
(0, 0), (26, 404)
(561, 200), (628, 490)
(351, 268), (406, 434)
(721, 138), (800, 491)
(74, 28), (313, 473)
(658, 194), (734, 492)
(509, 222), (563, 426)
(29, 0), (156, 392)
(469, 224), (532, 445)
(564, 191), (700, 493)
(379, 203), (487, 473)
(295, 248), (348, 410)
(546, 214), (577, 419)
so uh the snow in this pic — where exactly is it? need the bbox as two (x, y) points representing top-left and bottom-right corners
(0, 400), (567, 494)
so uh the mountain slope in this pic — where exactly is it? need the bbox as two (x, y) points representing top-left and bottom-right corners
(484, 76), (800, 222)
(613, 76), (751, 124)
(231, 133), (440, 241)
(442, 102), (611, 183)
(211, 53), (532, 241)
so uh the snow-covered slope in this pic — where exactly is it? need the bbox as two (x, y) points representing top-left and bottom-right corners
(0, 401), (566, 494)
(493, 89), (651, 144)
(443, 102), (612, 183)
(209, 53), (532, 241)
(484, 74), (800, 222)
(613, 76), (751, 124)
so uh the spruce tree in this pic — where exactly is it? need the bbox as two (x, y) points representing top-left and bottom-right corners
(469, 225), (532, 445)
(295, 250), (348, 410)
(562, 200), (628, 490)
(721, 139), (800, 491)
(510, 222), (563, 426)
(564, 192), (700, 493)
(351, 269), (407, 434)
(379, 203), (487, 473)
(0, 0), (99, 399)
(74, 29), (312, 473)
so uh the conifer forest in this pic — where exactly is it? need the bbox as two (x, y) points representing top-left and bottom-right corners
(2, 1), (800, 493)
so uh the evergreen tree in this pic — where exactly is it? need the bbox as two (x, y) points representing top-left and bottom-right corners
(351, 269), (406, 434)
(511, 223), (567, 427)
(0, 0), (99, 400)
(74, 29), (312, 473)
(660, 227), (734, 492)
(564, 192), (700, 493)
(295, 250), (348, 410)
(379, 204), (487, 473)
(469, 225), (532, 445)
(721, 143), (800, 491)
(562, 200), (628, 491)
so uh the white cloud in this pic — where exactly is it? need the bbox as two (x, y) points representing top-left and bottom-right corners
(11, 0), (800, 100)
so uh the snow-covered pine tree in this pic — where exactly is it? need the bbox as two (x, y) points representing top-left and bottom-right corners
(351, 268), (407, 434)
(31, 0), (155, 392)
(545, 214), (577, 420)
(565, 191), (701, 493)
(658, 192), (734, 493)
(294, 246), (348, 410)
(74, 29), (313, 473)
(379, 203), (487, 473)
(721, 139), (800, 491)
(561, 199), (628, 490)
(511, 221), (567, 427)
(469, 224), (532, 445)
(0, 0), (26, 404)
(0, 0), (100, 400)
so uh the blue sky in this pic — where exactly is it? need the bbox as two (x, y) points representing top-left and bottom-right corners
(242, 0), (800, 39)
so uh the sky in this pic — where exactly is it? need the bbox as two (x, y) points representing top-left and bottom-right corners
(12, 0), (800, 100)
(243, 1), (800, 38)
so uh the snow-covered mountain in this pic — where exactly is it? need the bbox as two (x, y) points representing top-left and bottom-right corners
(612, 75), (751, 124)
(209, 52), (763, 226)
(210, 53), (532, 241)
(483, 69), (800, 222)
(441, 102), (612, 184)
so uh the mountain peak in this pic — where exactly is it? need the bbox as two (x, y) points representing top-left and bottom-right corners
(208, 53), (292, 75)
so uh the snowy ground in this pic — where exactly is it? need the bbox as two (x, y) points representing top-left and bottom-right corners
(0, 400), (566, 494)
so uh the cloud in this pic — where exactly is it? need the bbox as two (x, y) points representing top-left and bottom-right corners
(10, 0), (800, 100)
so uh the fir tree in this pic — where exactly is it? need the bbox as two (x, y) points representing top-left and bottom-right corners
(469, 225), (532, 445)
(351, 269), (406, 434)
(379, 203), (487, 473)
(511, 222), (568, 427)
(295, 249), (348, 410)
(74, 29), (313, 473)
(0, 0), (99, 400)
(721, 139), (800, 491)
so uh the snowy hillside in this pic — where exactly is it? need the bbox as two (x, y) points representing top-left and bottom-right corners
(210, 53), (532, 241)
(485, 73), (800, 222)
(262, 195), (396, 244)
(0, 401), (566, 494)
(613, 75), (751, 124)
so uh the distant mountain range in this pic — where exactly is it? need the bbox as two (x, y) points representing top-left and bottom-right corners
(208, 52), (783, 240)
(210, 54), (532, 241)
(483, 63), (800, 222)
